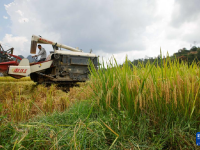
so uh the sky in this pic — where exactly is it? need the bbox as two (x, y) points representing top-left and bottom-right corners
(0, 0), (200, 64)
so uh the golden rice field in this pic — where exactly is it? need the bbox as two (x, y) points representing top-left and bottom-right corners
(90, 57), (200, 120)
(0, 77), (93, 122)
(0, 56), (200, 149)
(0, 77), (31, 82)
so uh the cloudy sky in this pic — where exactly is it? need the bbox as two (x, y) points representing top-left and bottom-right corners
(0, 0), (200, 63)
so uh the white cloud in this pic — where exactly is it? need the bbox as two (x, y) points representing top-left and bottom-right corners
(3, 0), (157, 56)
(3, 16), (8, 19)
(0, 34), (57, 57)
(2, 0), (200, 63)
(96, 50), (148, 65)
(18, 18), (29, 23)
(0, 34), (29, 56)
(170, 0), (200, 27)
(16, 10), (24, 16)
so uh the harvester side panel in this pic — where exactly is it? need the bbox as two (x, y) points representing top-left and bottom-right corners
(50, 54), (97, 82)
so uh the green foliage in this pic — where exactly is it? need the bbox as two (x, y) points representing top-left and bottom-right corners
(132, 46), (200, 66)
(0, 101), (110, 149)
(191, 46), (197, 51)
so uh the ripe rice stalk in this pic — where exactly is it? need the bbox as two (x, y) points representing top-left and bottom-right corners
(0, 77), (31, 82)
(89, 54), (200, 121)
(0, 81), (94, 122)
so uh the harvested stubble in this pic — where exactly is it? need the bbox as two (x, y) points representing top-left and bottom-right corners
(0, 77), (31, 82)
(0, 80), (92, 122)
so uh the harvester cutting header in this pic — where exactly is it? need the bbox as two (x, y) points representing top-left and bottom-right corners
(0, 35), (98, 85)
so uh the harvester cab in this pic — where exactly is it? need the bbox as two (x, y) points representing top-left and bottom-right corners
(0, 35), (98, 84)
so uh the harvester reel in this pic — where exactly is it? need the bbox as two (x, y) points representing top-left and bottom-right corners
(0, 44), (14, 63)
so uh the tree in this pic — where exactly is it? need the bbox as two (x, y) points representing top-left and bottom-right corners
(191, 46), (197, 51)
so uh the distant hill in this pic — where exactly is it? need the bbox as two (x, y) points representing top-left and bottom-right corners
(172, 46), (200, 64)
(27, 55), (37, 63)
(12, 55), (24, 63)
(12, 55), (37, 63)
(131, 46), (200, 66)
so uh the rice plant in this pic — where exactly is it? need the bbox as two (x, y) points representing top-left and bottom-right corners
(89, 55), (200, 123)
(0, 77), (31, 82)
(1, 55), (200, 149)
(0, 81), (92, 122)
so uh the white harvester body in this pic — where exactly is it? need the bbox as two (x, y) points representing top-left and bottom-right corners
(8, 59), (53, 76)
(4, 35), (98, 83)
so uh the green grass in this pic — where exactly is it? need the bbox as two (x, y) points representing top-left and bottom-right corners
(0, 100), (199, 149)
(0, 101), (108, 149)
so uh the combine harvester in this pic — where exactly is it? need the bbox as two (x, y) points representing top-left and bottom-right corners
(0, 35), (98, 86)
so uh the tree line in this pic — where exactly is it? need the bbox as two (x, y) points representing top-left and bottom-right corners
(130, 46), (200, 66)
